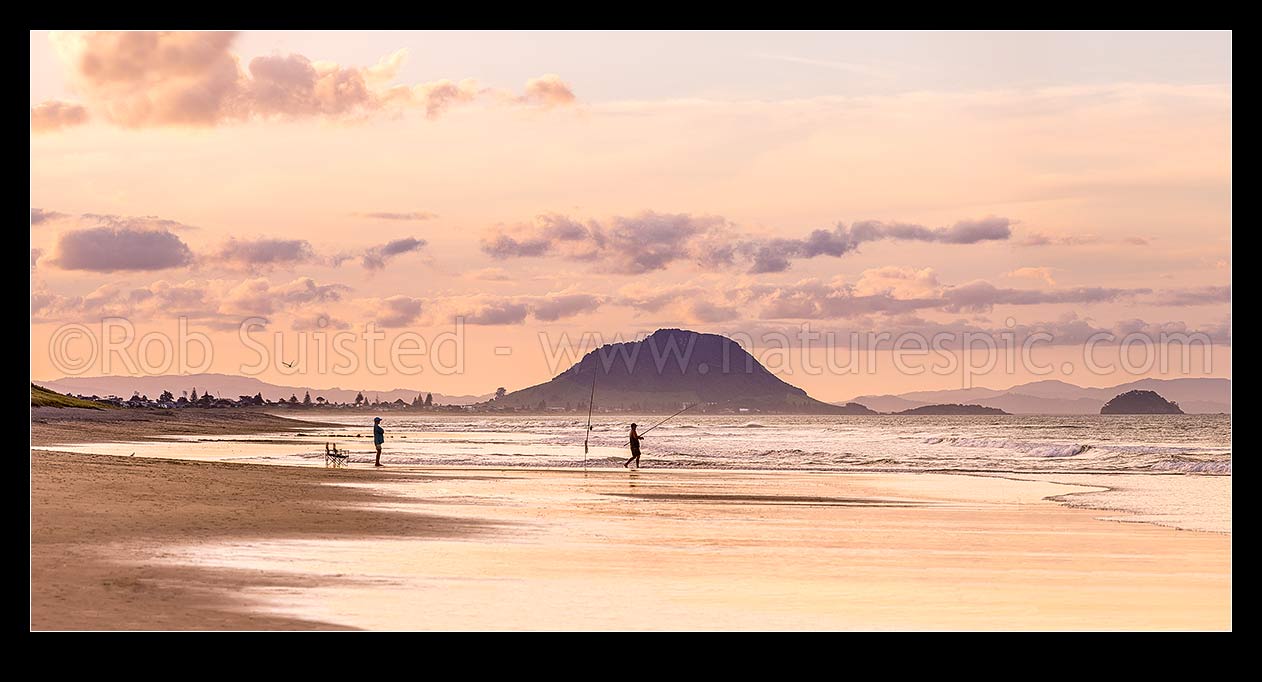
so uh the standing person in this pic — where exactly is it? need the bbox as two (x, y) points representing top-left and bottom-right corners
(373, 416), (385, 467)
(624, 423), (643, 469)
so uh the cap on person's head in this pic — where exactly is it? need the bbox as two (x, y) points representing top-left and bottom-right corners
(631, 423), (637, 428)
(374, 416), (382, 422)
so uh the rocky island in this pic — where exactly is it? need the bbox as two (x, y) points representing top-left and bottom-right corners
(894, 404), (1010, 416)
(1100, 390), (1184, 415)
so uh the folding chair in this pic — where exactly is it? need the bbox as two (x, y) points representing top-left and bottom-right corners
(325, 442), (350, 468)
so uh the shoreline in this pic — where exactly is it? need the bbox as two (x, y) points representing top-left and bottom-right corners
(30, 407), (333, 447)
(30, 450), (500, 630)
(31, 450), (1231, 630)
(30, 409), (1231, 535)
(29, 410), (1231, 629)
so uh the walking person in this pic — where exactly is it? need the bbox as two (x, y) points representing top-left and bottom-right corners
(624, 423), (643, 469)
(373, 416), (385, 467)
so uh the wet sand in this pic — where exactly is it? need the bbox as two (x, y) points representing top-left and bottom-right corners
(30, 451), (498, 629)
(30, 407), (331, 447)
(30, 449), (1231, 630)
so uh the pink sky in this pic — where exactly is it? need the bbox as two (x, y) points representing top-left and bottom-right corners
(30, 31), (1231, 401)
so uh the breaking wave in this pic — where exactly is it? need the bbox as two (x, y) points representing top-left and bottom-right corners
(925, 436), (1092, 457)
(1150, 457), (1232, 474)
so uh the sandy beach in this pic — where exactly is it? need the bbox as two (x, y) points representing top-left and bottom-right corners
(31, 420), (1231, 629)
(30, 406), (332, 447)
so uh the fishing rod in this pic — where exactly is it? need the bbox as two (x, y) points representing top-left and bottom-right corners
(631, 401), (700, 442)
(582, 367), (597, 470)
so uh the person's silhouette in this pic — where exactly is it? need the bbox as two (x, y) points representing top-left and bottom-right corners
(373, 416), (385, 467)
(623, 423), (643, 469)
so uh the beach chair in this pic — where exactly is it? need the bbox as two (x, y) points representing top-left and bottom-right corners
(325, 442), (350, 468)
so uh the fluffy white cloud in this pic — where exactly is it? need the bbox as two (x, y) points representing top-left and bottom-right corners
(45, 31), (578, 130)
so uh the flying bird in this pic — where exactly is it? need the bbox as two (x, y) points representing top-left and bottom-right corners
(282, 360), (296, 368)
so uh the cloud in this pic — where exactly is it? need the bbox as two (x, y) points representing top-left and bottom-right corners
(1104, 316), (1231, 344)
(30, 208), (69, 225)
(220, 277), (350, 316)
(245, 53), (374, 119)
(290, 312), (350, 331)
(483, 212), (1011, 274)
(49, 224), (193, 272)
(455, 299), (530, 325)
(32, 275), (349, 329)
(1005, 266), (1057, 286)
(616, 281), (741, 324)
(468, 267), (512, 281)
(1022, 233), (1153, 249)
(618, 282), (706, 311)
(854, 266), (944, 298)
(746, 279), (1220, 318)
(1019, 232), (1102, 247)
(482, 211), (731, 274)
(81, 213), (198, 231)
(31, 248), (43, 268)
(364, 49), (407, 84)
(1155, 285), (1231, 306)
(356, 211), (437, 221)
(939, 281), (1148, 313)
(30, 100), (89, 132)
(51, 31), (243, 128)
(746, 279), (937, 319)
(374, 295), (424, 327)
(407, 78), (481, 119)
(744, 217), (1013, 274)
(43, 212), (355, 273)
(482, 234), (552, 258)
(60, 280), (216, 321)
(518, 74), (577, 107)
(687, 300), (740, 323)
(442, 291), (605, 325)
(47, 31), (577, 129)
(527, 293), (603, 321)
(713, 313), (1231, 349)
(619, 275), (1217, 322)
(215, 237), (317, 269)
(362, 237), (426, 270)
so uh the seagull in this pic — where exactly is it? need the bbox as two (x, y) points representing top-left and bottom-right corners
(282, 360), (296, 369)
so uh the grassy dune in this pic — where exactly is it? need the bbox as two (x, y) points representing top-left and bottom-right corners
(31, 384), (116, 410)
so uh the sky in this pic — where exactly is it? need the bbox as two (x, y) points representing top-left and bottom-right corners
(30, 31), (1231, 401)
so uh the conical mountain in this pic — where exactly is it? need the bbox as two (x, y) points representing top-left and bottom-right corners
(491, 329), (874, 414)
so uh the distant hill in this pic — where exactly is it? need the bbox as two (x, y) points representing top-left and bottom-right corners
(492, 328), (874, 414)
(895, 404), (1009, 416)
(844, 377), (1229, 415)
(31, 384), (114, 409)
(1100, 390), (1185, 415)
(36, 373), (492, 406)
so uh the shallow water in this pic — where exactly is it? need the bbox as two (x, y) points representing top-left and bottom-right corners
(135, 470), (1230, 629)
(45, 413), (1230, 532)
(280, 413), (1230, 474)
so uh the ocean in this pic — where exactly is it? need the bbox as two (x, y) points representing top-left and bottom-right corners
(49, 413), (1232, 532)
(291, 413), (1232, 476)
(277, 413), (1232, 533)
